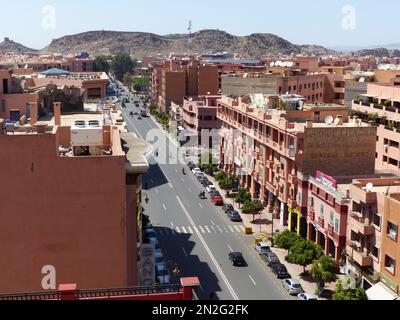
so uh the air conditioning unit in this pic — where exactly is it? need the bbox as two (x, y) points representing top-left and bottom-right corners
(71, 120), (103, 147)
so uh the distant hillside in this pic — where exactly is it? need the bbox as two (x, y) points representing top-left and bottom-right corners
(354, 47), (400, 58)
(0, 38), (38, 54)
(40, 29), (335, 58)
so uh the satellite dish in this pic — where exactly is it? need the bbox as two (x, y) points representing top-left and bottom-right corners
(243, 73), (248, 78)
(298, 100), (304, 110)
(325, 115), (334, 125)
(359, 77), (365, 83)
(270, 62), (275, 67)
(366, 183), (374, 192)
(287, 62), (294, 68)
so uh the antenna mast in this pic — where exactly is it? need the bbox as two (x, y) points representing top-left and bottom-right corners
(187, 20), (192, 57)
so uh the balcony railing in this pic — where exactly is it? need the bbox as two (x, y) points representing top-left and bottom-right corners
(318, 217), (325, 228)
(346, 243), (373, 267)
(349, 212), (375, 236)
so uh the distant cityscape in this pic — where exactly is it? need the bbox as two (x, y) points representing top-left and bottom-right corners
(1, 23), (400, 303)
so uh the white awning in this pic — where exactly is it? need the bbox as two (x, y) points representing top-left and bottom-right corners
(366, 282), (398, 300)
(360, 94), (378, 98)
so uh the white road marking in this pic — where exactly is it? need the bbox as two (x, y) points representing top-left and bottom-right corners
(162, 204), (167, 211)
(216, 225), (223, 233)
(175, 227), (181, 233)
(199, 226), (205, 233)
(227, 225), (235, 232)
(176, 196), (239, 300)
(210, 226), (217, 233)
(204, 226), (211, 233)
(170, 222), (174, 228)
(188, 187), (192, 193)
(181, 226), (187, 234)
(158, 166), (173, 189)
(187, 226), (193, 234)
(181, 178), (185, 182)
(228, 244), (234, 252)
(182, 247), (188, 257)
(211, 220), (216, 226)
(233, 225), (241, 232)
(193, 226), (199, 234)
(223, 226), (229, 233)
(175, 169), (178, 173)
(155, 189), (159, 194)
(199, 203), (203, 208)
(249, 275), (257, 286)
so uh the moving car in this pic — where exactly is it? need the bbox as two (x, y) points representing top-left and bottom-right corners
(228, 252), (246, 267)
(283, 278), (303, 295)
(271, 263), (291, 279)
(255, 242), (272, 254)
(297, 293), (318, 300)
(223, 203), (234, 213)
(261, 251), (280, 266)
(228, 211), (242, 222)
(211, 195), (223, 206)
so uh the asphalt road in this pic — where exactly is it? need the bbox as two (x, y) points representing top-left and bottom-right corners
(116, 87), (292, 300)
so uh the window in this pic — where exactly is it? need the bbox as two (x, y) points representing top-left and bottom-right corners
(1, 99), (5, 113)
(387, 222), (398, 241)
(371, 246), (379, 261)
(320, 204), (324, 219)
(293, 85), (297, 91)
(385, 255), (396, 274)
(334, 218), (340, 233)
(309, 197), (314, 207)
(330, 211), (334, 225)
(373, 214), (381, 229)
(297, 191), (302, 204)
(288, 86), (292, 91)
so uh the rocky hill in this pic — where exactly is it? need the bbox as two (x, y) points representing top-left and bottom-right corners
(0, 38), (38, 54)
(40, 29), (335, 58)
(354, 47), (400, 58)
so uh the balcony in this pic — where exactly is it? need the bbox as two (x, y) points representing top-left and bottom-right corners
(288, 199), (297, 209)
(327, 224), (334, 237)
(346, 243), (373, 267)
(266, 160), (274, 169)
(318, 217), (325, 228)
(308, 208), (315, 221)
(349, 212), (375, 236)
(288, 174), (298, 185)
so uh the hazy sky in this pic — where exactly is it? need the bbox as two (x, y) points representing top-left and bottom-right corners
(0, 0), (398, 49)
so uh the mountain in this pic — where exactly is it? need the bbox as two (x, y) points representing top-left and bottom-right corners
(354, 48), (400, 58)
(0, 37), (38, 54)
(40, 29), (335, 58)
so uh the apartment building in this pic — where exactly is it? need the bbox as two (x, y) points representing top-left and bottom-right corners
(352, 83), (400, 173)
(0, 103), (150, 293)
(218, 94), (376, 237)
(180, 95), (220, 145)
(320, 66), (353, 105)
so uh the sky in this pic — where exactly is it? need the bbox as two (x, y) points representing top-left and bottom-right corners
(0, 0), (398, 50)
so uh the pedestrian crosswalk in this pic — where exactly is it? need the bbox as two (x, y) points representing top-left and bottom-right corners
(154, 224), (243, 236)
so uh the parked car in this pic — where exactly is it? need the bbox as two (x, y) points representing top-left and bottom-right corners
(196, 173), (206, 180)
(156, 265), (170, 285)
(261, 251), (280, 266)
(192, 167), (202, 175)
(155, 251), (165, 268)
(228, 211), (242, 222)
(211, 195), (223, 206)
(228, 252), (246, 267)
(255, 242), (272, 254)
(144, 229), (159, 246)
(297, 293), (318, 300)
(223, 203), (234, 213)
(200, 178), (212, 187)
(209, 190), (221, 197)
(206, 185), (217, 194)
(283, 278), (303, 295)
(271, 263), (291, 279)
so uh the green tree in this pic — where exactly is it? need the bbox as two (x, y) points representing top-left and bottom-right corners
(94, 55), (111, 73)
(310, 255), (338, 295)
(274, 230), (301, 252)
(242, 200), (264, 223)
(287, 239), (323, 274)
(235, 188), (251, 208)
(333, 277), (368, 300)
(133, 76), (150, 92)
(214, 171), (227, 182)
(111, 54), (137, 81)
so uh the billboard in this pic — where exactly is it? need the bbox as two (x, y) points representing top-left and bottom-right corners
(315, 170), (337, 190)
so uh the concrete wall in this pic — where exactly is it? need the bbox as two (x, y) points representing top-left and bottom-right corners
(221, 75), (279, 96)
(302, 126), (377, 176)
(0, 130), (133, 293)
(345, 81), (368, 107)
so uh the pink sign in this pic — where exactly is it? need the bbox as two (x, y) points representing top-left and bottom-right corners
(315, 171), (337, 190)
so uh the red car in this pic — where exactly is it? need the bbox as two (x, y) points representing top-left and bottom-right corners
(211, 195), (224, 206)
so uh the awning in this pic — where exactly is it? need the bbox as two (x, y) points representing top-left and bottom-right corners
(360, 94), (378, 98)
(366, 282), (398, 300)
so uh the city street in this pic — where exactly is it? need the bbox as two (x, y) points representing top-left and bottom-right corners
(118, 89), (292, 300)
